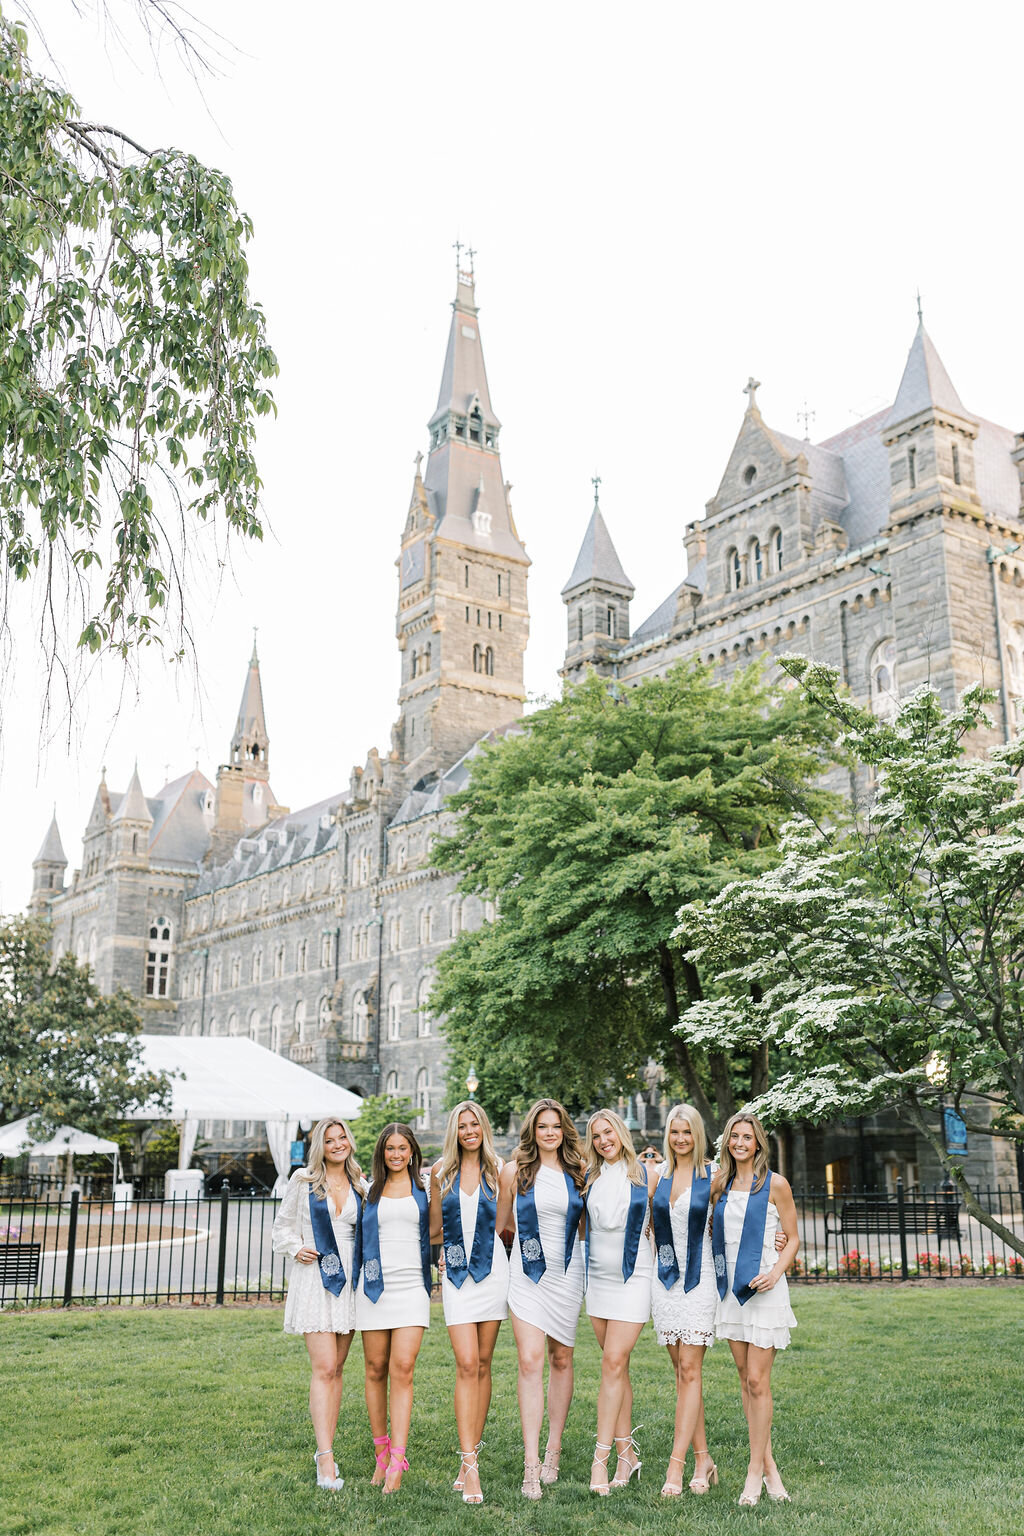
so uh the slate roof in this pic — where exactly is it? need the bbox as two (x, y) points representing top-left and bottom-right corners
(34, 815), (67, 866)
(561, 504), (634, 596)
(883, 322), (971, 428)
(148, 769), (215, 867)
(192, 792), (348, 895)
(112, 765), (153, 825)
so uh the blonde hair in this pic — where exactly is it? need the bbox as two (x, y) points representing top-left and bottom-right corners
(711, 1111), (772, 1204)
(583, 1108), (646, 1188)
(300, 1118), (362, 1199)
(438, 1101), (501, 1198)
(662, 1102), (709, 1171)
(515, 1099), (585, 1193)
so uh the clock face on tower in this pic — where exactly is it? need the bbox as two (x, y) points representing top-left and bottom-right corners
(401, 540), (426, 589)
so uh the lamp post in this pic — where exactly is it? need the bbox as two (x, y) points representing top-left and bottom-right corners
(466, 1066), (479, 1102)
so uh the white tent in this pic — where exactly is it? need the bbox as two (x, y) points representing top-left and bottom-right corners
(131, 1035), (363, 1187)
(0, 1116), (121, 1182)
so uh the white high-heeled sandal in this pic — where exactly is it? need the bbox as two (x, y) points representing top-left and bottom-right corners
(610, 1427), (643, 1488)
(591, 1440), (614, 1496)
(458, 1449), (483, 1505)
(314, 1450), (343, 1491)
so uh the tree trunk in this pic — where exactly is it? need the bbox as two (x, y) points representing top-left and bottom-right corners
(904, 1101), (1024, 1259)
(750, 1040), (770, 1100)
(708, 1051), (737, 1127)
(658, 943), (716, 1130)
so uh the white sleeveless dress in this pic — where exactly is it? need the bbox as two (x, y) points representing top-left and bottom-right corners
(649, 1166), (717, 1348)
(441, 1181), (510, 1325)
(584, 1159), (653, 1324)
(355, 1192), (431, 1331)
(716, 1193), (797, 1350)
(272, 1172), (358, 1335)
(508, 1164), (585, 1347)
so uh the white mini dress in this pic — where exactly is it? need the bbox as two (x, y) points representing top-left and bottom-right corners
(441, 1182), (510, 1326)
(272, 1171), (358, 1336)
(584, 1159), (653, 1324)
(355, 1192), (431, 1332)
(649, 1165), (717, 1348)
(508, 1164), (585, 1348)
(716, 1193), (797, 1350)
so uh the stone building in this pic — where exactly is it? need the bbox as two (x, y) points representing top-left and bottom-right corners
(33, 262), (526, 1158)
(562, 317), (1024, 1190)
(30, 288), (1024, 1188)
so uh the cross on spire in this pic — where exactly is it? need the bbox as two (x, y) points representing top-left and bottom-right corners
(744, 376), (762, 412)
(797, 401), (816, 440)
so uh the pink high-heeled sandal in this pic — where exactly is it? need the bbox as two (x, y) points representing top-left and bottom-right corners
(383, 1444), (409, 1495)
(371, 1435), (390, 1486)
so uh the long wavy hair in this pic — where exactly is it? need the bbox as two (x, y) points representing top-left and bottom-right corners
(662, 1102), (710, 1172)
(367, 1121), (423, 1205)
(711, 1111), (771, 1204)
(299, 1118), (362, 1199)
(515, 1098), (585, 1193)
(438, 1101), (501, 1198)
(583, 1108), (646, 1188)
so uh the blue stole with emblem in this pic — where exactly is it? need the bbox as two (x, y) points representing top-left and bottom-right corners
(309, 1187), (347, 1294)
(585, 1174), (650, 1283)
(441, 1171), (497, 1288)
(652, 1162), (712, 1291)
(355, 1180), (432, 1302)
(516, 1170), (584, 1283)
(712, 1171), (773, 1305)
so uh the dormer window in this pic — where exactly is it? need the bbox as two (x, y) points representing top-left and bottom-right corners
(469, 406), (483, 444)
(485, 429), (496, 448)
(453, 417), (467, 439)
(472, 509), (492, 536)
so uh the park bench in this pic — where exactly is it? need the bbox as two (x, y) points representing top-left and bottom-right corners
(0, 1241), (42, 1290)
(827, 1194), (961, 1246)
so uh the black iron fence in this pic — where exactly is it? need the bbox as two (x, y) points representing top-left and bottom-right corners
(2, 1183), (1022, 1309)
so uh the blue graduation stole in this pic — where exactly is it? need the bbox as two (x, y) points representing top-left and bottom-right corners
(441, 1171), (497, 1288)
(652, 1162), (712, 1291)
(585, 1175), (650, 1283)
(712, 1171), (773, 1306)
(355, 1181), (432, 1302)
(309, 1188), (347, 1295)
(516, 1170), (584, 1283)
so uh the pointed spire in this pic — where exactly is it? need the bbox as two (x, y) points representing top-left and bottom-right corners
(884, 321), (973, 429)
(231, 645), (270, 778)
(112, 763), (153, 826)
(561, 486), (634, 597)
(33, 813), (67, 867)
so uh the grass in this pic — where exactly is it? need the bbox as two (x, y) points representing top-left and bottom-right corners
(1, 1288), (1022, 1536)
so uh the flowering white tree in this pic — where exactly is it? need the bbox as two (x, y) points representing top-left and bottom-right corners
(677, 659), (1024, 1259)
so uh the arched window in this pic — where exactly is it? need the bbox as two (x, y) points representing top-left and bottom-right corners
(270, 1004), (283, 1054)
(228, 1011), (240, 1036)
(607, 606), (615, 637)
(248, 1010), (261, 1044)
(577, 608), (584, 642)
(484, 646), (494, 675)
(296, 940), (307, 973)
(410, 649), (418, 680)
(295, 999), (308, 1043)
(274, 944), (285, 978)
(416, 1067), (430, 1129)
(209, 1016), (221, 1036)
(318, 995), (332, 1032)
(449, 900), (462, 937)
(727, 548), (742, 591)
(473, 643), (482, 673)
(320, 931), (334, 968)
(420, 907), (433, 946)
(230, 954), (241, 988)
(389, 915), (401, 952)
(145, 917), (172, 997)
(88, 929), (97, 968)
(751, 539), (763, 581)
(868, 639), (899, 721)
(387, 982), (402, 1040)
(385, 1070), (400, 1097)
(771, 527), (784, 572)
(352, 991), (368, 1042)
(417, 975), (432, 1037)
(1006, 628), (1024, 725)
(251, 947), (263, 984)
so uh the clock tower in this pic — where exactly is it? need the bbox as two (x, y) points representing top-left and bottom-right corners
(394, 263), (530, 778)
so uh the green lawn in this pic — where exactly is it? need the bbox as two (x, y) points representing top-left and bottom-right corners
(1, 1288), (1022, 1536)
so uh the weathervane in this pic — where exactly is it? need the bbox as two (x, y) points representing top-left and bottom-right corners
(916, 289), (923, 323)
(592, 473), (602, 504)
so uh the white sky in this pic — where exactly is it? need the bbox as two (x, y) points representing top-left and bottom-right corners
(3, 0), (1023, 910)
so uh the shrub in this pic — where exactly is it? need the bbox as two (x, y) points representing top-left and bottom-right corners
(916, 1251), (950, 1274)
(838, 1248), (880, 1278)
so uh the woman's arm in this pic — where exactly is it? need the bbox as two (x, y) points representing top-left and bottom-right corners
(429, 1161), (443, 1244)
(750, 1175), (800, 1292)
(496, 1158), (517, 1233)
(271, 1172), (311, 1260)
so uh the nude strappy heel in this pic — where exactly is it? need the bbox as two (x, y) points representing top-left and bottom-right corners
(521, 1459), (542, 1500)
(690, 1453), (719, 1494)
(661, 1451), (685, 1497)
(458, 1449), (483, 1505)
(611, 1427), (642, 1488)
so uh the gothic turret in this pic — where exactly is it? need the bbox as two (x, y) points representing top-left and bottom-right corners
(561, 481), (634, 683)
(883, 317), (980, 518)
(209, 645), (285, 860)
(111, 764), (153, 861)
(29, 814), (67, 913)
(231, 638), (271, 779)
(394, 260), (530, 775)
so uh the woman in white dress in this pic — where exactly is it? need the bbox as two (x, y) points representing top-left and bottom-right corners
(582, 1109), (657, 1495)
(355, 1122), (432, 1495)
(649, 1103), (719, 1498)
(429, 1100), (508, 1505)
(497, 1098), (586, 1501)
(271, 1117), (362, 1490)
(711, 1111), (799, 1508)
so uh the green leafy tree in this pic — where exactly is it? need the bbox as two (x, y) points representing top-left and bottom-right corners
(350, 1092), (416, 1171)
(680, 660), (1024, 1257)
(0, 6), (276, 670)
(430, 663), (839, 1129)
(0, 914), (170, 1137)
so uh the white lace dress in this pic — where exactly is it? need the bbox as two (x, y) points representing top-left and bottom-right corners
(716, 1193), (797, 1351)
(272, 1171), (358, 1335)
(649, 1170), (717, 1348)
